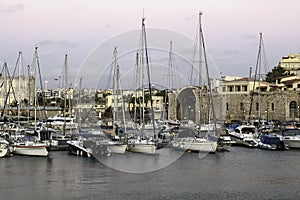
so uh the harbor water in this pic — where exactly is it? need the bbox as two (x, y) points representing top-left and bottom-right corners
(1, 147), (300, 200)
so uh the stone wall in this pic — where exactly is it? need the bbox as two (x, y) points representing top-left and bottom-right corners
(171, 86), (300, 124)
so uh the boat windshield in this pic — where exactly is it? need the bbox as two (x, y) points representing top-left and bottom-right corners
(282, 129), (300, 136)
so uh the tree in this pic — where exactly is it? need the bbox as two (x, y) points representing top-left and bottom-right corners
(266, 65), (286, 83)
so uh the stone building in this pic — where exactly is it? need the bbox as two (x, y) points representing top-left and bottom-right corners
(167, 75), (300, 125)
(0, 75), (35, 117)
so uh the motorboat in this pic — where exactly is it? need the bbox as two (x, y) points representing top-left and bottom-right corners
(46, 116), (78, 131)
(228, 125), (258, 145)
(281, 128), (300, 149)
(254, 133), (288, 150)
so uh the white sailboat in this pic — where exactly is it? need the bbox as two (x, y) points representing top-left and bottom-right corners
(127, 17), (157, 154)
(0, 138), (10, 157)
(172, 12), (218, 153)
(103, 47), (127, 154)
(12, 139), (49, 157)
(10, 49), (49, 157)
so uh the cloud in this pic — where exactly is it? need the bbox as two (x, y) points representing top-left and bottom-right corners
(0, 3), (24, 13)
(39, 51), (55, 59)
(224, 49), (239, 55)
(37, 40), (78, 48)
(241, 34), (256, 40)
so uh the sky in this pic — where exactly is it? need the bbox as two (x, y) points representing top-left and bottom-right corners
(1, 0), (300, 89)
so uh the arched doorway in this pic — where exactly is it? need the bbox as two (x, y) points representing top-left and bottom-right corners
(177, 87), (196, 122)
(289, 101), (298, 119)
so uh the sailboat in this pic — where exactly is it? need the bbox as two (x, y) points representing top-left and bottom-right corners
(48, 54), (79, 151)
(11, 48), (49, 157)
(172, 12), (218, 153)
(96, 47), (128, 154)
(249, 33), (287, 150)
(0, 137), (10, 157)
(127, 17), (157, 154)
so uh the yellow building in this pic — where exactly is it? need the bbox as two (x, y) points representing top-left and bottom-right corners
(279, 75), (300, 91)
(279, 54), (300, 75)
(218, 76), (271, 94)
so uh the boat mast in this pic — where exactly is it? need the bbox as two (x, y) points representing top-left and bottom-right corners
(142, 17), (156, 136)
(198, 12), (203, 126)
(17, 51), (22, 127)
(27, 65), (31, 121)
(134, 52), (139, 128)
(248, 33), (263, 124)
(78, 77), (82, 130)
(200, 12), (217, 132)
(1, 63), (9, 118)
(164, 41), (174, 121)
(118, 65), (127, 133)
(32, 47), (47, 131)
(112, 47), (118, 131)
(63, 54), (68, 133)
(141, 19), (145, 132)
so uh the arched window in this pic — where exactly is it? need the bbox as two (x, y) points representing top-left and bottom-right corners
(289, 101), (298, 118)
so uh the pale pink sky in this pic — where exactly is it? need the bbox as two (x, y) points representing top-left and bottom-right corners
(0, 0), (299, 88)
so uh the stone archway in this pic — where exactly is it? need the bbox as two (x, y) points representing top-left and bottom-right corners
(176, 86), (197, 122)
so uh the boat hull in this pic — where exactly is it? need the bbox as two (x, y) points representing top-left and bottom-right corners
(173, 137), (217, 153)
(107, 144), (127, 154)
(13, 145), (48, 157)
(0, 140), (10, 157)
(283, 139), (300, 148)
(127, 144), (156, 154)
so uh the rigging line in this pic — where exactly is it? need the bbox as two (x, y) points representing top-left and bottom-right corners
(248, 33), (262, 123)
(261, 37), (270, 76)
(105, 61), (114, 90)
(189, 20), (200, 85)
(200, 17), (217, 132)
(0, 63), (5, 88)
(117, 64), (127, 132)
(2, 63), (18, 117)
(35, 47), (48, 121)
(143, 18), (156, 136)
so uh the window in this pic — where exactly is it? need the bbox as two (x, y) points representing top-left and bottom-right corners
(256, 103), (259, 111)
(222, 86), (226, 92)
(235, 85), (241, 92)
(226, 103), (229, 111)
(289, 101), (298, 118)
(242, 85), (248, 92)
(271, 102), (275, 111)
(228, 86), (233, 92)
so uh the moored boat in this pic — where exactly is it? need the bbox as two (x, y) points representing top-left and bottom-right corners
(254, 133), (288, 150)
(127, 137), (156, 154)
(12, 138), (49, 157)
(228, 125), (258, 147)
(0, 139), (10, 157)
(172, 127), (218, 153)
(281, 128), (300, 149)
